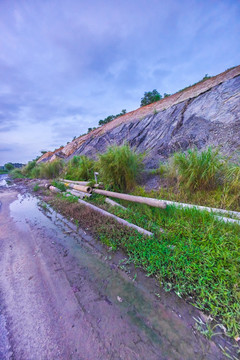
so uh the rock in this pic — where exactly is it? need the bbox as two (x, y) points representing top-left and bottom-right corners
(38, 66), (240, 167)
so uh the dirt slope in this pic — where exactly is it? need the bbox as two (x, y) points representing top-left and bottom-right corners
(38, 65), (240, 164)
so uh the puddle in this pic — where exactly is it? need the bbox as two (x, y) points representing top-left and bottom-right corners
(9, 193), (221, 359)
(0, 174), (8, 188)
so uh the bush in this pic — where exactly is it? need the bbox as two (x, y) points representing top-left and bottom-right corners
(10, 168), (24, 179)
(51, 181), (66, 192)
(98, 144), (144, 192)
(22, 160), (37, 176)
(65, 155), (95, 181)
(169, 147), (224, 191)
(140, 89), (162, 107)
(39, 159), (64, 179)
(4, 163), (14, 171)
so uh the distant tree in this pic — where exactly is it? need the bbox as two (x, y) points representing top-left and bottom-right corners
(40, 150), (47, 155)
(88, 128), (92, 133)
(4, 163), (14, 171)
(98, 109), (127, 127)
(140, 89), (162, 107)
(164, 93), (171, 98)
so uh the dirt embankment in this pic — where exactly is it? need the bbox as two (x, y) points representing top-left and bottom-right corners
(38, 65), (240, 164)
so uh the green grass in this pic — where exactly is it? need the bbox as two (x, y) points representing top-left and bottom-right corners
(82, 193), (240, 338)
(166, 147), (224, 191)
(64, 155), (95, 181)
(51, 180), (67, 192)
(33, 184), (40, 192)
(10, 168), (25, 179)
(157, 147), (240, 210)
(98, 143), (144, 192)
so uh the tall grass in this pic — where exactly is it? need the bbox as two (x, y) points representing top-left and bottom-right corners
(98, 144), (144, 192)
(22, 160), (37, 176)
(64, 155), (95, 180)
(160, 147), (224, 191)
(39, 159), (64, 179)
(20, 159), (64, 179)
(172, 147), (224, 190)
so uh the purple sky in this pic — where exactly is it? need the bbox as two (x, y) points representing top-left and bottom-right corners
(0, 0), (239, 164)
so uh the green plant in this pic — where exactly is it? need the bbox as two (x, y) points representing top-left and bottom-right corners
(98, 143), (144, 192)
(65, 155), (95, 181)
(39, 159), (64, 179)
(51, 181), (66, 192)
(140, 89), (162, 107)
(4, 163), (14, 171)
(170, 147), (224, 191)
(9, 168), (24, 179)
(22, 160), (37, 177)
(33, 184), (40, 192)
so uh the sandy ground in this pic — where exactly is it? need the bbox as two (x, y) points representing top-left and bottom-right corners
(0, 184), (233, 359)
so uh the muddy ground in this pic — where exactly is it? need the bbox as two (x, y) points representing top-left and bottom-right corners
(0, 177), (238, 359)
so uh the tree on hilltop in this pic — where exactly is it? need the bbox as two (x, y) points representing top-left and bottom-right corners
(140, 89), (162, 107)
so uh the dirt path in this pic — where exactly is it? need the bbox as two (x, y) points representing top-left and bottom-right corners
(0, 187), (227, 359)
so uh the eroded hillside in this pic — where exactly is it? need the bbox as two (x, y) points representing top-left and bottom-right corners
(38, 66), (240, 167)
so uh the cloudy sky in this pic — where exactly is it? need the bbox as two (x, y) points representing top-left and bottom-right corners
(0, 0), (239, 164)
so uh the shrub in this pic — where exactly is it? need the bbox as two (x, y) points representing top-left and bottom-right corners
(10, 168), (24, 179)
(4, 163), (14, 171)
(51, 181), (66, 192)
(22, 160), (37, 177)
(98, 144), (144, 192)
(170, 147), (224, 191)
(39, 159), (64, 179)
(140, 89), (162, 107)
(33, 184), (40, 192)
(65, 155), (95, 181)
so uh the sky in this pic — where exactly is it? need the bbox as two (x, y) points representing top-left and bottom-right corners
(0, 0), (239, 164)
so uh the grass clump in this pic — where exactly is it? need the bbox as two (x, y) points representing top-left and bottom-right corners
(98, 143), (144, 192)
(170, 147), (224, 191)
(33, 184), (40, 192)
(39, 159), (64, 179)
(157, 147), (240, 210)
(51, 181), (66, 192)
(64, 155), (95, 181)
(22, 160), (37, 177)
(10, 168), (25, 179)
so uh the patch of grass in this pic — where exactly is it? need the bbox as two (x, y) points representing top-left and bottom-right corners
(47, 193), (240, 338)
(33, 184), (40, 192)
(51, 181), (66, 192)
(22, 160), (37, 177)
(64, 155), (95, 181)
(39, 159), (64, 179)
(156, 148), (240, 210)
(10, 168), (25, 179)
(170, 147), (224, 191)
(98, 143), (144, 192)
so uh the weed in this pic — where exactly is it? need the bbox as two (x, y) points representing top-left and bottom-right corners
(64, 155), (95, 181)
(10, 168), (24, 179)
(39, 159), (64, 179)
(51, 181), (66, 192)
(171, 147), (224, 191)
(98, 143), (144, 192)
(33, 184), (40, 192)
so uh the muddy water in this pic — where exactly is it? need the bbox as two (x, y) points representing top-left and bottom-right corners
(4, 191), (225, 359)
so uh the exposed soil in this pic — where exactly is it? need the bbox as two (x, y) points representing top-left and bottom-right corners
(0, 177), (238, 359)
